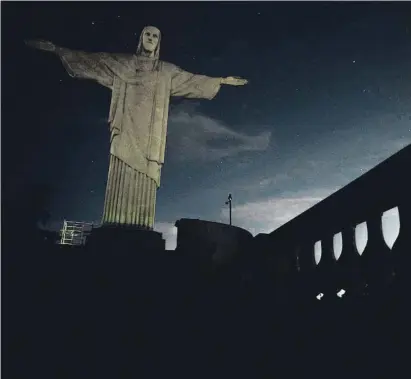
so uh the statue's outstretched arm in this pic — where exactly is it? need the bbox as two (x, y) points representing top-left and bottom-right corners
(170, 66), (248, 100)
(25, 39), (60, 54)
(25, 39), (114, 89)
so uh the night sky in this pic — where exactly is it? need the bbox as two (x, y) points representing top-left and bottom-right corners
(3, 2), (411, 249)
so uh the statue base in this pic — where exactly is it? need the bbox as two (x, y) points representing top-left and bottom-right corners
(86, 225), (165, 253)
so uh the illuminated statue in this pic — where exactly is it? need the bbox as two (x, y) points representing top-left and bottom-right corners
(26, 26), (247, 230)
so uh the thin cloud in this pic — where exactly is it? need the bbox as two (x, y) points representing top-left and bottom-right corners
(220, 193), (326, 236)
(167, 104), (271, 162)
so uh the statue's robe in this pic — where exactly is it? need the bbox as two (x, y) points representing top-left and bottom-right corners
(57, 48), (222, 229)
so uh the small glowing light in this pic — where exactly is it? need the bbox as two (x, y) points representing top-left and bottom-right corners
(316, 293), (324, 300)
(91, 21), (95, 25)
(337, 289), (346, 298)
(352, 60), (356, 63)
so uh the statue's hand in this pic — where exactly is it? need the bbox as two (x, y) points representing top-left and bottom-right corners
(221, 76), (248, 86)
(25, 39), (56, 52)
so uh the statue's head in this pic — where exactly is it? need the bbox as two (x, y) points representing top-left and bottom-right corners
(136, 26), (161, 58)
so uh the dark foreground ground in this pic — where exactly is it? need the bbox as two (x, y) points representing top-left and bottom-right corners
(4, 231), (411, 379)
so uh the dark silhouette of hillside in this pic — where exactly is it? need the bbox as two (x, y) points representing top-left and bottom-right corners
(4, 234), (410, 378)
(4, 145), (411, 378)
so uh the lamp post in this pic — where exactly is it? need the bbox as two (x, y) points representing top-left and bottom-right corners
(225, 193), (232, 226)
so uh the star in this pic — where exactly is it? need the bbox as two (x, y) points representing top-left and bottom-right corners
(91, 21), (95, 25)
(352, 60), (356, 64)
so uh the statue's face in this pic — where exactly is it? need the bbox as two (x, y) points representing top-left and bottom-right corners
(142, 26), (160, 53)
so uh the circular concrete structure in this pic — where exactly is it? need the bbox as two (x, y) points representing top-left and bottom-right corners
(174, 218), (253, 265)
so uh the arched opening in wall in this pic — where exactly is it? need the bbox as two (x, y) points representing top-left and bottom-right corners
(381, 206), (400, 249)
(355, 222), (368, 255)
(333, 232), (343, 260)
(314, 240), (322, 265)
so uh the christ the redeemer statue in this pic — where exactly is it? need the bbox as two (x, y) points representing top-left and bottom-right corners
(26, 26), (247, 230)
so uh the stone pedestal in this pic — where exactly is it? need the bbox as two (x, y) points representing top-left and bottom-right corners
(86, 225), (165, 253)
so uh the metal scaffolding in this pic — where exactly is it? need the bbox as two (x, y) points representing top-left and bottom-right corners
(59, 220), (93, 246)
